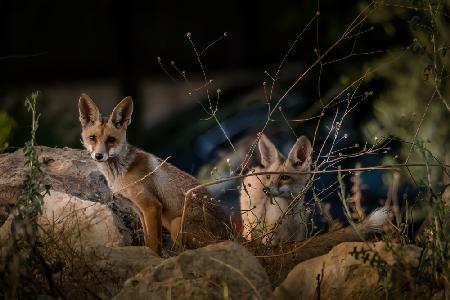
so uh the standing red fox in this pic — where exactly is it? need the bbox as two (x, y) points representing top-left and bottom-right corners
(78, 93), (230, 255)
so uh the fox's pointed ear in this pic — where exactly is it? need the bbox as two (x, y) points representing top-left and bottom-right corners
(78, 93), (100, 127)
(109, 96), (133, 128)
(258, 133), (280, 167)
(287, 136), (312, 170)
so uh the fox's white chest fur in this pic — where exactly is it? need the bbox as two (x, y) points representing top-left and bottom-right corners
(240, 134), (313, 245)
(95, 149), (182, 229)
(99, 167), (121, 192)
(95, 149), (133, 194)
(264, 196), (307, 243)
(240, 171), (308, 244)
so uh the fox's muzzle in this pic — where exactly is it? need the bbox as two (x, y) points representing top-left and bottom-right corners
(91, 151), (109, 162)
(264, 185), (292, 198)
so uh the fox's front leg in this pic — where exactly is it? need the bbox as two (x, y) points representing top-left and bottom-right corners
(135, 196), (162, 255)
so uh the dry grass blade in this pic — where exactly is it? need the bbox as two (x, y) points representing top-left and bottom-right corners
(350, 162), (365, 221)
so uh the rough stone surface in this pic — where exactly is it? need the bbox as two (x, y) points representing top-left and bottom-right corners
(0, 147), (108, 204)
(85, 246), (163, 299)
(113, 241), (272, 300)
(40, 190), (132, 248)
(0, 146), (141, 243)
(273, 241), (421, 300)
(250, 221), (385, 286)
(41, 245), (163, 299)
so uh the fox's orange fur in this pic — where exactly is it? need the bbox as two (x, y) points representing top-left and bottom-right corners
(78, 93), (230, 255)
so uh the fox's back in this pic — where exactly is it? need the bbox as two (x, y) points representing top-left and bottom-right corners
(152, 154), (231, 247)
(110, 147), (230, 247)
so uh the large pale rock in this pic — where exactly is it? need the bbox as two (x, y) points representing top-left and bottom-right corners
(273, 241), (421, 300)
(0, 147), (141, 243)
(251, 212), (388, 286)
(113, 241), (272, 300)
(40, 190), (132, 248)
(1, 190), (157, 298)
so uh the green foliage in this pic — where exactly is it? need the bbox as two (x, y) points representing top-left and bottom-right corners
(1, 91), (54, 299)
(414, 193), (450, 295)
(363, 0), (450, 184)
(22, 91), (48, 223)
(0, 111), (16, 152)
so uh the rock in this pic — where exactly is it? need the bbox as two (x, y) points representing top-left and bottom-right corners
(1, 188), (157, 298)
(39, 190), (132, 248)
(113, 241), (272, 300)
(273, 241), (421, 300)
(88, 246), (163, 298)
(0, 214), (12, 243)
(63, 246), (162, 299)
(0, 147), (108, 203)
(251, 212), (388, 287)
(0, 146), (142, 243)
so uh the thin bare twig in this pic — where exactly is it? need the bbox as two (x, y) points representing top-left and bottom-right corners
(184, 162), (448, 201)
(112, 156), (171, 195)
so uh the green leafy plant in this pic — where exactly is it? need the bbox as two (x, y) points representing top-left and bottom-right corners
(363, 0), (450, 185)
(0, 111), (16, 153)
(1, 91), (56, 299)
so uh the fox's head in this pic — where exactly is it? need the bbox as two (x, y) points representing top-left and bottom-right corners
(78, 93), (133, 162)
(257, 133), (312, 199)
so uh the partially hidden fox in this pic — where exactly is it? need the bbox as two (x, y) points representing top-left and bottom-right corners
(78, 93), (230, 255)
(240, 133), (313, 244)
(240, 133), (389, 245)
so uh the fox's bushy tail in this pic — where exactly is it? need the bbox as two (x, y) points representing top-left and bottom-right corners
(359, 207), (389, 234)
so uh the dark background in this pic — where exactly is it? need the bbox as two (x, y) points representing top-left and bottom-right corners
(0, 0), (419, 215)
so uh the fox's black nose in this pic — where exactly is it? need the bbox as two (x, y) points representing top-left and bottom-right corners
(95, 153), (104, 160)
(263, 187), (270, 195)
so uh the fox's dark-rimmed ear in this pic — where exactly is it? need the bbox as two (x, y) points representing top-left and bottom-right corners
(78, 93), (100, 128)
(109, 96), (133, 128)
(287, 136), (312, 169)
(258, 133), (281, 168)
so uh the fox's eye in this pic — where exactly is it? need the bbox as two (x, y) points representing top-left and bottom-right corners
(88, 135), (96, 141)
(280, 175), (291, 181)
(266, 175), (271, 180)
(106, 136), (116, 144)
